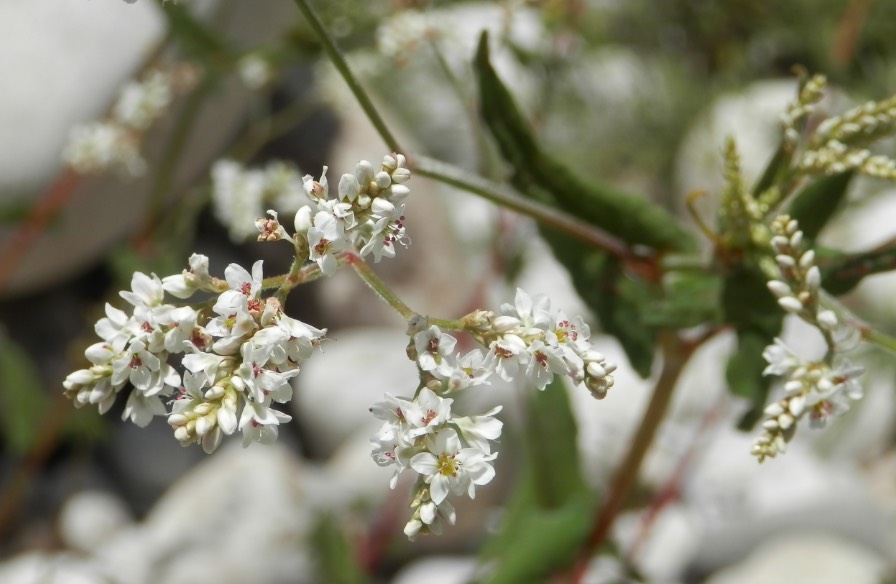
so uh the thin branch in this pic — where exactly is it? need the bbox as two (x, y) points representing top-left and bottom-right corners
(568, 332), (696, 582)
(412, 154), (647, 263)
(291, 0), (401, 153)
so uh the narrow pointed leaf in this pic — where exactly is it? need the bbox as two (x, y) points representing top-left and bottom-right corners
(474, 32), (694, 252)
(787, 171), (854, 241)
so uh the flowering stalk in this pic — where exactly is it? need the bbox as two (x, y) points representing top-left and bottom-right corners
(754, 215), (865, 461)
(291, 0), (401, 153)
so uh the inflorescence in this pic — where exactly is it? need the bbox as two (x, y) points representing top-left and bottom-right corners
(63, 152), (617, 537)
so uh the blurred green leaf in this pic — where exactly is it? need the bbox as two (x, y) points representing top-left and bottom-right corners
(474, 31), (694, 252)
(643, 272), (723, 329)
(820, 243), (896, 295)
(478, 378), (593, 583)
(787, 171), (854, 241)
(721, 266), (783, 429)
(159, 1), (237, 65)
(525, 377), (587, 505)
(751, 142), (789, 197)
(309, 512), (369, 584)
(0, 329), (49, 454)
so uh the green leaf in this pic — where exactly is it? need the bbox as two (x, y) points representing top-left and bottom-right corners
(751, 141), (789, 197)
(159, 1), (237, 65)
(720, 266), (783, 429)
(478, 492), (592, 584)
(726, 329), (773, 430)
(787, 171), (854, 241)
(0, 329), (50, 454)
(525, 377), (587, 506)
(474, 32), (694, 252)
(477, 378), (593, 583)
(642, 272), (723, 329)
(820, 244), (896, 295)
(309, 512), (369, 584)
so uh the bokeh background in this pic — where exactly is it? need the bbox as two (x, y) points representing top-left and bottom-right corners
(1, 0), (895, 582)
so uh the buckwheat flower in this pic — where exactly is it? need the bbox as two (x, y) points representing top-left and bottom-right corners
(120, 271), (166, 312)
(206, 292), (259, 355)
(111, 339), (161, 391)
(308, 211), (349, 276)
(113, 70), (173, 131)
(211, 160), (267, 242)
(404, 497), (456, 540)
(409, 428), (497, 504)
(94, 303), (138, 348)
(162, 253), (215, 299)
(414, 326), (458, 377)
(158, 305), (199, 354)
(522, 339), (569, 390)
(451, 406), (503, 454)
(63, 122), (145, 176)
(238, 400), (292, 447)
(489, 333), (528, 382)
(224, 259), (264, 299)
(358, 203), (408, 262)
(445, 348), (494, 392)
(371, 421), (411, 488)
(402, 387), (454, 439)
(122, 383), (170, 427)
(762, 338), (801, 376)
(303, 167), (329, 200)
(501, 287), (552, 332)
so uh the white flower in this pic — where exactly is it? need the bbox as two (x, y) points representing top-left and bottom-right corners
(445, 348), (494, 392)
(111, 339), (161, 391)
(489, 333), (528, 382)
(120, 272), (166, 311)
(523, 340), (569, 390)
(162, 253), (214, 299)
(402, 387), (453, 438)
(308, 211), (349, 276)
(452, 406), (503, 454)
(122, 387), (168, 427)
(414, 326), (457, 377)
(239, 401), (292, 447)
(63, 122), (145, 176)
(501, 288), (552, 332)
(410, 428), (497, 504)
(762, 338), (801, 376)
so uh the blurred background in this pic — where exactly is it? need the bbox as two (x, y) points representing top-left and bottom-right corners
(1, 0), (895, 582)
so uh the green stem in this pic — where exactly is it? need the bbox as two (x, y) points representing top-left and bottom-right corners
(568, 332), (695, 582)
(343, 252), (415, 320)
(428, 317), (465, 331)
(862, 326), (896, 354)
(229, 97), (316, 162)
(275, 256), (306, 304)
(412, 155), (639, 260)
(141, 74), (216, 239)
(291, 0), (401, 153)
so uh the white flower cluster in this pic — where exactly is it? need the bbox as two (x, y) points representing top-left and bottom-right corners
(369, 288), (616, 538)
(211, 160), (306, 242)
(752, 339), (864, 462)
(780, 74), (826, 146)
(292, 153), (411, 275)
(63, 65), (196, 176)
(799, 139), (896, 180)
(766, 215), (839, 333)
(755, 215), (865, 461)
(63, 254), (326, 453)
(793, 82), (896, 180)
